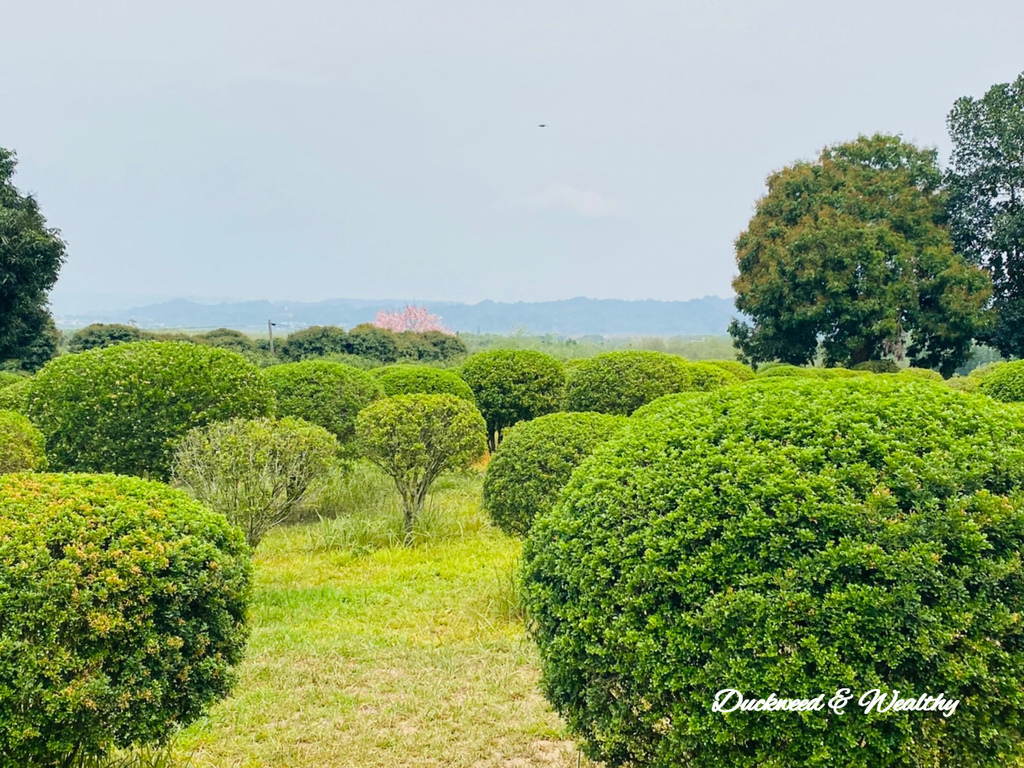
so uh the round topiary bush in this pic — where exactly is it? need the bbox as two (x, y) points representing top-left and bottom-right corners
(67, 322), (150, 353)
(629, 391), (709, 421)
(683, 360), (738, 388)
(0, 473), (252, 766)
(897, 366), (944, 381)
(263, 360), (383, 453)
(26, 341), (275, 479)
(372, 364), (475, 401)
(980, 359), (1024, 402)
(0, 371), (24, 389)
(704, 359), (755, 381)
(0, 377), (31, 413)
(523, 377), (1024, 767)
(564, 351), (697, 416)
(483, 411), (628, 537)
(460, 350), (565, 450)
(0, 409), (46, 473)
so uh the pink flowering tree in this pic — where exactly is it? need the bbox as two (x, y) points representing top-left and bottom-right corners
(374, 305), (452, 334)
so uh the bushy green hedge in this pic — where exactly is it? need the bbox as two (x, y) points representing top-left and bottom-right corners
(897, 366), (944, 381)
(757, 364), (864, 379)
(629, 391), (709, 421)
(67, 323), (149, 353)
(980, 359), (1024, 402)
(460, 350), (565, 450)
(0, 371), (24, 389)
(281, 325), (349, 361)
(523, 377), (1024, 767)
(704, 359), (755, 381)
(26, 342), (275, 479)
(684, 360), (738, 388)
(0, 378), (31, 413)
(0, 410), (46, 473)
(372, 364), (475, 400)
(564, 351), (717, 416)
(483, 412), (627, 537)
(263, 360), (383, 452)
(852, 359), (900, 373)
(0, 473), (252, 766)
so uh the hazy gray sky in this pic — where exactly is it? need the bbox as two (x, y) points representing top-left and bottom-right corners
(3, 1), (1021, 305)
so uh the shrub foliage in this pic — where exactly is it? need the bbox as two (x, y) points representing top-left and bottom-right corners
(372, 364), (475, 400)
(980, 359), (1024, 403)
(460, 350), (565, 450)
(483, 412), (627, 537)
(173, 417), (338, 547)
(524, 377), (1024, 767)
(26, 341), (274, 479)
(357, 394), (486, 543)
(0, 409), (46, 473)
(263, 360), (383, 453)
(0, 473), (252, 766)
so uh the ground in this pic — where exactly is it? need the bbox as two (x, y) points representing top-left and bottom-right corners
(175, 470), (596, 767)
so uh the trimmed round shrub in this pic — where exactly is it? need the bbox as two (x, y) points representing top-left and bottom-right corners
(263, 360), (383, 452)
(897, 366), (944, 381)
(67, 322), (150, 353)
(357, 394), (487, 543)
(26, 341), (274, 479)
(629, 391), (709, 421)
(564, 351), (695, 416)
(683, 360), (737, 388)
(483, 412), (627, 537)
(460, 350), (565, 450)
(173, 417), (338, 547)
(0, 410), (46, 472)
(0, 473), (251, 766)
(523, 377), (1024, 767)
(980, 359), (1024, 402)
(704, 359), (755, 381)
(196, 327), (257, 353)
(0, 371), (24, 389)
(281, 325), (349, 361)
(346, 323), (400, 363)
(372, 364), (475, 400)
(0, 378), (31, 413)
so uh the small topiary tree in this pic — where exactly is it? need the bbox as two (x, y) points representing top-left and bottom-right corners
(173, 417), (338, 547)
(356, 394), (486, 544)
(263, 360), (383, 454)
(523, 377), (1024, 767)
(67, 322), (150, 353)
(980, 359), (1024, 402)
(0, 377), (31, 413)
(280, 325), (349, 361)
(564, 351), (699, 416)
(460, 350), (565, 451)
(26, 341), (275, 479)
(372, 364), (475, 400)
(483, 412), (627, 537)
(0, 473), (252, 766)
(0, 410), (46, 472)
(703, 359), (755, 381)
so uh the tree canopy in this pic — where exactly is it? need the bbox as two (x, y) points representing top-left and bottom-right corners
(0, 147), (66, 371)
(947, 71), (1024, 358)
(729, 134), (991, 375)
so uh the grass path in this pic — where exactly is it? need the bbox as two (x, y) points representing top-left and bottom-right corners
(176, 479), (588, 767)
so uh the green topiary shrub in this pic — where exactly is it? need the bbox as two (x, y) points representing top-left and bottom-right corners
(629, 391), (709, 421)
(980, 359), (1024, 402)
(460, 350), (565, 450)
(195, 327), (257, 353)
(898, 366), (944, 381)
(483, 412), (627, 537)
(564, 351), (697, 416)
(173, 417), (338, 547)
(704, 359), (755, 381)
(263, 360), (383, 453)
(0, 377), (31, 413)
(0, 473), (251, 766)
(395, 330), (467, 363)
(852, 359), (900, 373)
(346, 323), (400, 363)
(67, 322), (150, 353)
(280, 325), (349, 361)
(372, 364), (475, 400)
(27, 341), (275, 479)
(0, 410), (46, 472)
(357, 394), (487, 543)
(683, 360), (737, 388)
(0, 371), (24, 389)
(523, 377), (1024, 767)
(756, 363), (817, 378)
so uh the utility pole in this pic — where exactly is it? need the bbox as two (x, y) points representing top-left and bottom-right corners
(268, 319), (277, 355)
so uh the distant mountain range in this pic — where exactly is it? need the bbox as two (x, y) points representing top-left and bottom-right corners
(52, 295), (740, 337)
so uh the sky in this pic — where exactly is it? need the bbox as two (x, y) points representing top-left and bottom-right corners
(2, 1), (1022, 307)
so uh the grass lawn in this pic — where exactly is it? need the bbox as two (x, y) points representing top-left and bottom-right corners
(174, 469), (593, 767)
